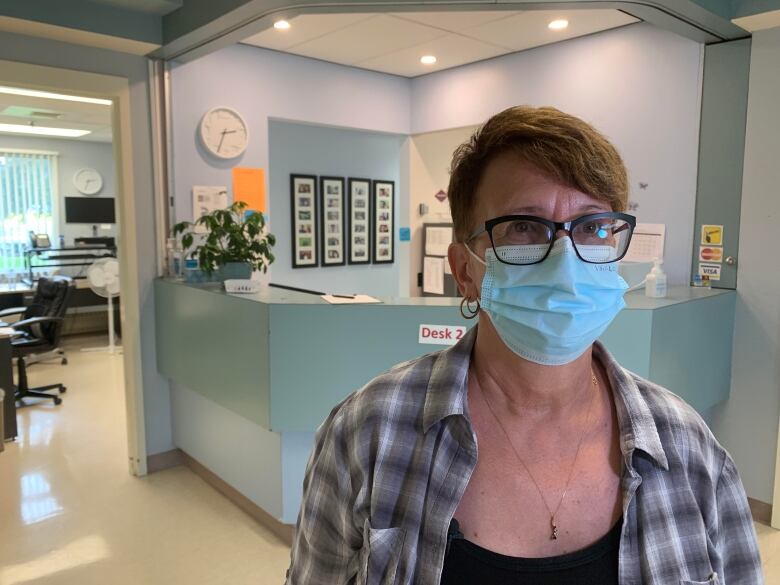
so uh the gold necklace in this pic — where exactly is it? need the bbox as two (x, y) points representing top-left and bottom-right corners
(479, 370), (599, 541)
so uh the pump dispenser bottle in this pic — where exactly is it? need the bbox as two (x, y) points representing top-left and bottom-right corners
(645, 258), (667, 298)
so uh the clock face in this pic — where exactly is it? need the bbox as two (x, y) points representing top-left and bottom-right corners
(73, 168), (103, 195)
(199, 107), (249, 159)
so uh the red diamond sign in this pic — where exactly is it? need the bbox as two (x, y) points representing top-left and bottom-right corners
(434, 190), (447, 202)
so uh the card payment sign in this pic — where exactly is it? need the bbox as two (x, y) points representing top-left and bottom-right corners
(419, 324), (467, 346)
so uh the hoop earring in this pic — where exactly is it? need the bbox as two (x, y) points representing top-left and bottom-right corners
(460, 297), (480, 320)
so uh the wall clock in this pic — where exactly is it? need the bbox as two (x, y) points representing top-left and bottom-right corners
(73, 168), (103, 195)
(199, 107), (249, 159)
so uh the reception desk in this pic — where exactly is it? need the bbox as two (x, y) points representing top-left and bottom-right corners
(155, 279), (735, 537)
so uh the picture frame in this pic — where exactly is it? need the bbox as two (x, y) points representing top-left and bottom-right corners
(291, 174), (319, 268)
(319, 176), (346, 266)
(372, 180), (395, 264)
(347, 178), (371, 265)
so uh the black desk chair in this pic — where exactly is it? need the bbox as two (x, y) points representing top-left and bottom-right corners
(1, 277), (75, 406)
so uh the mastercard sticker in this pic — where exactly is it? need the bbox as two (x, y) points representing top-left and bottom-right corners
(699, 246), (723, 263)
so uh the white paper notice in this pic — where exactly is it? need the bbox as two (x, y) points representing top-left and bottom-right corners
(321, 294), (382, 304)
(622, 223), (666, 263)
(425, 226), (453, 256)
(192, 186), (228, 234)
(423, 256), (445, 295)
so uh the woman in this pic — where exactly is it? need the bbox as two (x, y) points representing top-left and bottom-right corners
(286, 106), (762, 584)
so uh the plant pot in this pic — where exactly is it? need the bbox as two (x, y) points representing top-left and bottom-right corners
(217, 262), (253, 281)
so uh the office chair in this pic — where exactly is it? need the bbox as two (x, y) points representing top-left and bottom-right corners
(3, 277), (75, 406)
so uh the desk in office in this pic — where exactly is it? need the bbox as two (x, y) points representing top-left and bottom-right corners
(155, 279), (735, 532)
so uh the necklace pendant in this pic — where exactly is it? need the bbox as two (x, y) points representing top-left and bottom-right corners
(551, 519), (558, 540)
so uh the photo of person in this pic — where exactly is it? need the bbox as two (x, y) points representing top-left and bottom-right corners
(299, 211), (311, 221)
(354, 224), (366, 233)
(297, 183), (312, 194)
(298, 197), (311, 208)
(379, 248), (390, 257)
(354, 199), (366, 209)
(328, 250), (340, 259)
(379, 224), (389, 233)
(379, 212), (390, 221)
(354, 249), (366, 258)
(299, 237), (312, 247)
(354, 186), (366, 196)
(355, 236), (366, 246)
(327, 184), (340, 195)
(354, 211), (366, 221)
(327, 211), (339, 220)
(379, 187), (390, 197)
(327, 198), (340, 208)
(328, 223), (339, 234)
(379, 236), (389, 246)
(300, 250), (312, 261)
(328, 237), (340, 247)
(379, 200), (389, 210)
(298, 224), (312, 234)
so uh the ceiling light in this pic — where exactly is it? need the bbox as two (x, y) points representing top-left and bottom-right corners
(0, 123), (90, 137)
(420, 55), (437, 65)
(0, 86), (111, 106)
(548, 19), (569, 30)
(274, 20), (291, 30)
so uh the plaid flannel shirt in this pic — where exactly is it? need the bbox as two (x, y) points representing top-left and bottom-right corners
(286, 326), (762, 585)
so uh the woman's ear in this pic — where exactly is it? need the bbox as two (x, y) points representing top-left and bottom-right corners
(448, 243), (482, 299)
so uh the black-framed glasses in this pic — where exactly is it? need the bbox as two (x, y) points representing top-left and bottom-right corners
(467, 212), (637, 265)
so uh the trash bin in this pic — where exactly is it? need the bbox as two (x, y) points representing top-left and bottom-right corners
(0, 389), (4, 453)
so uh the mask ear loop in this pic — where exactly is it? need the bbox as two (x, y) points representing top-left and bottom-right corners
(460, 297), (480, 320)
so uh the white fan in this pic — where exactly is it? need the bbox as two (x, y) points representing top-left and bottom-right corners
(82, 258), (121, 354)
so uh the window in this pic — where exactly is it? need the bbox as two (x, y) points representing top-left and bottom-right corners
(0, 150), (58, 278)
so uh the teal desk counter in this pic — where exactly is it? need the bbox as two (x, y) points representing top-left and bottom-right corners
(155, 279), (735, 529)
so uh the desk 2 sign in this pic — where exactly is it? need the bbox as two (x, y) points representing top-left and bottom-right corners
(419, 324), (467, 346)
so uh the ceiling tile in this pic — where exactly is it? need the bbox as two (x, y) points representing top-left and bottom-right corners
(389, 10), (519, 32)
(289, 14), (448, 65)
(242, 13), (374, 51)
(461, 9), (638, 51)
(356, 33), (509, 77)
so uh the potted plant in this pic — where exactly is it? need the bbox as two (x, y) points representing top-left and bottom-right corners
(172, 201), (276, 281)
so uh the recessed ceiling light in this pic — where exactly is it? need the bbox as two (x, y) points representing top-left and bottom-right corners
(420, 55), (437, 65)
(0, 123), (91, 137)
(0, 86), (111, 106)
(274, 20), (291, 30)
(548, 19), (569, 30)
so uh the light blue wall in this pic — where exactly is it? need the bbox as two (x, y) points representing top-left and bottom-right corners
(0, 135), (118, 246)
(268, 120), (404, 296)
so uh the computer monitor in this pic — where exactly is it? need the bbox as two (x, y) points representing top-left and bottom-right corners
(65, 197), (116, 224)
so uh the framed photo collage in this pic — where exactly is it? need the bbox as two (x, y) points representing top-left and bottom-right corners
(291, 174), (394, 268)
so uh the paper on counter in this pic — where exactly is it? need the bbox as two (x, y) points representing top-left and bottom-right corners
(622, 223), (665, 263)
(423, 256), (445, 295)
(321, 294), (382, 304)
(425, 226), (453, 256)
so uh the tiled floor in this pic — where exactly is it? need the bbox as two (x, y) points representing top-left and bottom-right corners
(1, 334), (778, 584)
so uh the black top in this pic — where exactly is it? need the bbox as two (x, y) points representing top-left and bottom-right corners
(440, 517), (622, 585)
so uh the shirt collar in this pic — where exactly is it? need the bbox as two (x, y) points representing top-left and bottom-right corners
(423, 327), (669, 471)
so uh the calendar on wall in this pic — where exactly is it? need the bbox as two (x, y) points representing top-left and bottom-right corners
(622, 223), (666, 263)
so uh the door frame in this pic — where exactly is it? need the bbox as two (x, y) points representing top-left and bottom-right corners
(0, 59), (147, 475)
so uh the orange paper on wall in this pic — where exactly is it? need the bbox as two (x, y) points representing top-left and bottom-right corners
(232, 167), (266, 213)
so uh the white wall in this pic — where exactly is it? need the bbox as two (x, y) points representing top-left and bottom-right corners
(410, 23), (704, 286)
(0, 30), (173, 456)
(0, 135), (118, 246)
(708, 26), (780, 505)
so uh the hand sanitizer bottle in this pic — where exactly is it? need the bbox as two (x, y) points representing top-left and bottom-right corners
(645, 258), (667, 298)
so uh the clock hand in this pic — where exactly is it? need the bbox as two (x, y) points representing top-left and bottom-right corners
(217, 129), (227, 153)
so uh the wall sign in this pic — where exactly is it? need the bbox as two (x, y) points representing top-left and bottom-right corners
(418, 324), (467, 346)
(699, 263), (721, 281)
(699, 246), (723, 263)
(701, 225), (723, 246)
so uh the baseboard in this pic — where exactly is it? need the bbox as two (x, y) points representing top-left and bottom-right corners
(180, 450), (294, 547)
(146, 448), (184, 473)
(748, 497), (772, 526)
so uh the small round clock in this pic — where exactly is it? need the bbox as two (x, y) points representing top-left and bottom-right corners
(73, 168), (103, 195)
(199, 107), (249, 159)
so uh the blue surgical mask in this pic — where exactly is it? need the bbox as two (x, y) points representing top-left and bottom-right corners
(469, 237), (628, 365)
